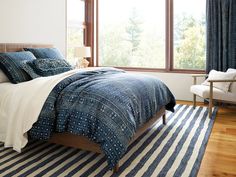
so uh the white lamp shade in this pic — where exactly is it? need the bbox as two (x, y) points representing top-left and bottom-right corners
(74, 46), (91, 58)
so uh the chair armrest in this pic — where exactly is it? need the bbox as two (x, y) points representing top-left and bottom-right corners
(191, 74), (208, 78)
(208, 79), (236, 83)
(191, 74), (208, 85)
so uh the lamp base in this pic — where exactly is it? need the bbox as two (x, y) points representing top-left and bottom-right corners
(76, 58), (89, 69)
(81, 58), (90, 68)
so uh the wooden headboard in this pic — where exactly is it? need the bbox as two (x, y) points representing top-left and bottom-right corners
(0, 43), (53, 53)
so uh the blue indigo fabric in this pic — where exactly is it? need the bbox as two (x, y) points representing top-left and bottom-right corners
(29, 68), (176, 169)
(206, 0), (236, 72)
(24, 48), (64, 60)
(22, 58), (72, 78)
(0, 51), (36, 83)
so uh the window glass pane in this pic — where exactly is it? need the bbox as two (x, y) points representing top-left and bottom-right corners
(67, 0), (85, 64)
(174, 0), (206, 70)
(98, 0), (165, 68)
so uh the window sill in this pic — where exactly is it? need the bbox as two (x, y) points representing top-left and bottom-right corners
(113, 67), (206, 74)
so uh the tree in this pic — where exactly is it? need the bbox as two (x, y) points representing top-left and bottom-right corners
(99, 24), (131, 67)
(174, 15), (206, 70)
(125, 8), (143, 54)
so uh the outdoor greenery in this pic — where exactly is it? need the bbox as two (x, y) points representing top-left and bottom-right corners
(174, 15), (206, 70)
(99, 8), (165, 68)
(125, 8), (142, 53)
(99, 10), (206, 70)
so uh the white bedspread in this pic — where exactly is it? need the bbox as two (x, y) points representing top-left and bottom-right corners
(0, 68), (100, 152)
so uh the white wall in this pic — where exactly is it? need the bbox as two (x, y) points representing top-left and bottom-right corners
(130, 71), (205, 101)
(0, 0), (66, 55)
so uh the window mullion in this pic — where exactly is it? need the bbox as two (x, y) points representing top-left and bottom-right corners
(166, 0), (174, 71)
(85, 0), (95, 67)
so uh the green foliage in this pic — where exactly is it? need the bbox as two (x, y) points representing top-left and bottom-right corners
(99, 7), (165, 68)
(99, 24), (132, 67)
(174, 15), (206, 70)
(99, 21), (165, 68)
(125, 8), (143, 53)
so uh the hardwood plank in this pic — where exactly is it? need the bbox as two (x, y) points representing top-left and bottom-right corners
(177, 101), (236, 177)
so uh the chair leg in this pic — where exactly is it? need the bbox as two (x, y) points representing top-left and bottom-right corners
(162, 114), (166, 125)
(209, 100), (212, 118)
(193, 94), (196, 109)
(209, 82), (213, 118)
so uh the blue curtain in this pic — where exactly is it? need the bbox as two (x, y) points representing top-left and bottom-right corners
(206, 0), (236, 73)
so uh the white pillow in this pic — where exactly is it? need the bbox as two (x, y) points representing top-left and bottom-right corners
(227, 68), (236, 93)
(0, 69), (9, 83)
(202, 70), (236, 92)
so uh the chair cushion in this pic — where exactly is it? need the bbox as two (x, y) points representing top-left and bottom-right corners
(227, 68), (236, 93)
(202, 70), (236, 92)
(191, 85), (236, 102)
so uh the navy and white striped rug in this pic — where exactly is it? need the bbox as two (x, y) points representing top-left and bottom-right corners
(0, 105), (217, 177)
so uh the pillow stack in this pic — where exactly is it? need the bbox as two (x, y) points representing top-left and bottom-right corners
(202, 69), (236, 92)
(0, 48), (72, 84)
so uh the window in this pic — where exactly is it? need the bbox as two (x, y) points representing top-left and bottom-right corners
(174, 0), (206, 70)
(86, 0), (206, 72)
(67, 0), (85, 64)
(98, 0), (165, 69)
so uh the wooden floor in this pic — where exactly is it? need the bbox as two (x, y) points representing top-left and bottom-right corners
(177, 101), (236, 177)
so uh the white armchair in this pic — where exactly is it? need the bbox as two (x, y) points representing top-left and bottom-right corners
(190, 70), (236, 118)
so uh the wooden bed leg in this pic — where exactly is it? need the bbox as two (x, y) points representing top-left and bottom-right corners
(162, 114), (166, 125)
(113, 162), (119, 173)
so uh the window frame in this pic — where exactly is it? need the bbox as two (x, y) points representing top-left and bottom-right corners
(85, 0), (205, 74)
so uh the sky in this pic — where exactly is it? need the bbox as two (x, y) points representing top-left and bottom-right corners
(99, 0), (205, 23)
(174, 0), (205, 19)
(67, 0), (206, 24)
(67, 0), (84, 22)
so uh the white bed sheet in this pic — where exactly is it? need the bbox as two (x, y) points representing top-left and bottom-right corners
(0, 67), (101, 152)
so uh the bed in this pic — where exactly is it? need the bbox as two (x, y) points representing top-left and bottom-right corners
(0, 43), (176, 172)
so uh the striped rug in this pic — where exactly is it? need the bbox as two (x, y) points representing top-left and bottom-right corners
(0, 104), (217, 177)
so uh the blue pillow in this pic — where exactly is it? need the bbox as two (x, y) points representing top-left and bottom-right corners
(24, 48), (64, 59)
(0, 51), (36, 83)
(22, 58), (72, 79)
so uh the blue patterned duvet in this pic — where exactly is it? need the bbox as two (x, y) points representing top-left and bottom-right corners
(29, 68), (175, 169)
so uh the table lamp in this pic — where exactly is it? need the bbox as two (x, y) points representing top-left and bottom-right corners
(74, 46), (91, 68)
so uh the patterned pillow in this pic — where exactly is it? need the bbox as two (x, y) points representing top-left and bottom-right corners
(24, 48), (64, 59)
(21, 63), (41, 79)
(22, 58), (72, 79)
(0, 51), (36, 83)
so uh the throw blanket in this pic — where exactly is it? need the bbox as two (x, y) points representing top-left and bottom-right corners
(29, 68), (176, 169)
(0, 69), (81, 151)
